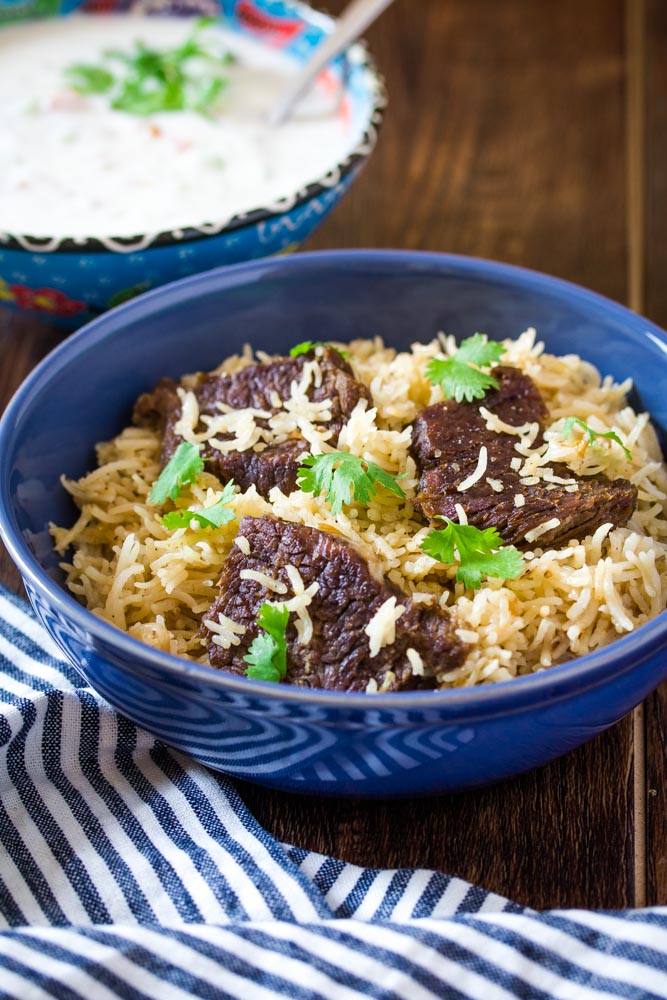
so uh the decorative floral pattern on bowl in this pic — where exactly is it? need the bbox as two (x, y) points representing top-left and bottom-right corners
(0, 275), (87, 315)
(0, 0), (385, 323)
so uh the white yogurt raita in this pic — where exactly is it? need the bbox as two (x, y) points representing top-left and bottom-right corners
(0, 15), (359, 238)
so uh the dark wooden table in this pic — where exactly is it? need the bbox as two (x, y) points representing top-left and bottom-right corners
(2, 0), (666, 911)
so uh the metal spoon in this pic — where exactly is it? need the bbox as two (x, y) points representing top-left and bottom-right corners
(266, 0), (395, 127)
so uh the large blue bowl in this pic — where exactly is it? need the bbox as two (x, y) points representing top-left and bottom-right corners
(0, 0), (383, 326)
(1, 250), (666, 796)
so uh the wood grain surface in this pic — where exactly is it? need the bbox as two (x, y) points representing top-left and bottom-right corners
(643, 0), (667, 908)
(0, 0), (663, 910)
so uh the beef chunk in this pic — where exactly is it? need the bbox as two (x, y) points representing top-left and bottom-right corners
(133, 347), (370, 496)
(201, 515), (469, 692)
(412, 366), (638, 548)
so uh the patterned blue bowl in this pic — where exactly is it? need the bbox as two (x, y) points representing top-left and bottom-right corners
(0, 0), (384, 326)
(2, 250), (667, 796)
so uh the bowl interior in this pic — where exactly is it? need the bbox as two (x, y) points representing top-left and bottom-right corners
(5, 251), (667, 600)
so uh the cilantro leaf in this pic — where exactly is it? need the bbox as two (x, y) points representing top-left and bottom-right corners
(243, 603), (289, 682)
(455, 333), (506, 368)
(426, 358), (499, 403)
(161, 481), (236, 530)
(289, 340), (349, 360)
(290, 340), (321, 357)
(190, 76), (225, 115)
(297, 452), (406, 514)
(243, 633), (281, 682)
(64, 20), (234, 117)
(65, 64), (115, 94)
(149, 442), (204, 505)
(420, 518), (525, 589)
(426, 333), (505, 403)
(562, 417), (632, 461)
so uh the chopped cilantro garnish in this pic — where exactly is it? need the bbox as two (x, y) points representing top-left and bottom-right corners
(290, 340), (321, 357)
(161, 481), (236, 530)
(149, 442), (204, 505)
(65, 18), (234, 117)
(562, 417), (632, 461)
(243, 603), (289, 682)
(289, 340), (349, 360)
(64, 65), (114, 94)
(420, 518), (525, 590)
(426, 333), (505, 403)
(297, 452), (406, 514)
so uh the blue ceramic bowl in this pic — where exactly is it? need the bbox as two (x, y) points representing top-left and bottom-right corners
(0, 0), (383, 326)
(1, 250), (667, 797)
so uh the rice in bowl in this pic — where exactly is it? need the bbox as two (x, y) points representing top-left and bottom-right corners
(50, 328), (667, 689)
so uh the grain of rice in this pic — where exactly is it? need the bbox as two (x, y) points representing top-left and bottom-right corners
(204, 613), (247, 649)
(458, 446), (488, 491)
(378, 670), (397, 693)
(173, 388), (200, 442)
(364, 597), (406, 657)
(278, 566), (319, 645)
(525, 517), (562, 543)
(406, 648), (424, 676)
(479, 407), (532, 437)
(454, 503), (468, 525)
(239, 569), (288, 594)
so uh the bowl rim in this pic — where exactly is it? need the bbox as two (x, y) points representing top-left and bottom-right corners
(0, 5), (386, 255)
(2, 248), (667, 717)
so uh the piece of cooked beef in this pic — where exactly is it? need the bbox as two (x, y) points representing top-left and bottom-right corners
(133, 347), (370, 496)
(200, 515), (469, 692)
(411, 365), (638, 548)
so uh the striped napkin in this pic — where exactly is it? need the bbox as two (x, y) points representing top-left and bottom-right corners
(1, 583), (666, 999)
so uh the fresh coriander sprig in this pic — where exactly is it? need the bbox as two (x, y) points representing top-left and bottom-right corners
(161, 481), (236, 530)
(426, 333), (505, 403)
(420, 518), (525, 590)
(65, 65), (114, 94)
(561, 417), (632, 461)
(297, 452), (406, 515)
(149, 442), (204, 505)
(65, 18), (234, 117)
(289, 340), (349, 360)
(243, 603), (290, 682)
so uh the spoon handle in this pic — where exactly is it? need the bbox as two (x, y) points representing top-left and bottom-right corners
(267, 0), (394, 127)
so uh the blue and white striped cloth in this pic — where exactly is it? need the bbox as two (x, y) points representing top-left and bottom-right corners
(1, 583), (667, 999)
